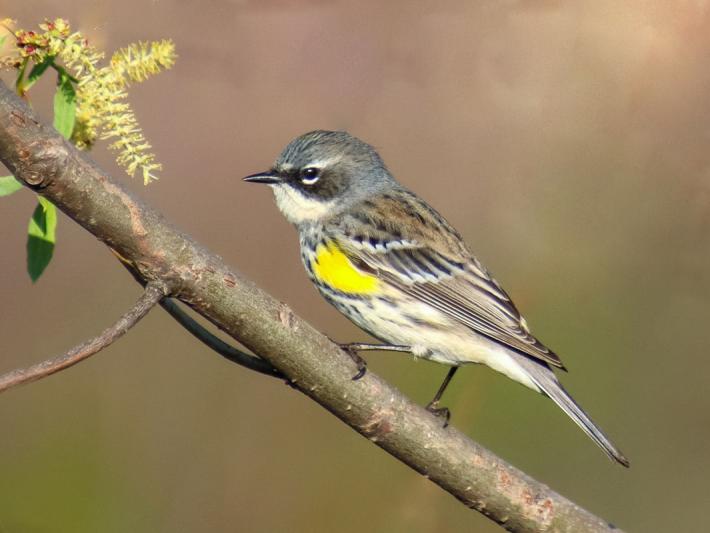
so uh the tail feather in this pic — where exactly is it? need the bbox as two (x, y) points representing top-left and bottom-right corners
(516, 357), (630, 467)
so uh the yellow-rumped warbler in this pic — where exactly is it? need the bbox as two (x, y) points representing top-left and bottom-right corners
(244, 130), (629, 467)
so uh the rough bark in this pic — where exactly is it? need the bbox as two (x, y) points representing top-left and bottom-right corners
(0, 81), (622, 532)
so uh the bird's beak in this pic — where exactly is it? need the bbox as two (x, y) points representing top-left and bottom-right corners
(243, 171), (282, 184)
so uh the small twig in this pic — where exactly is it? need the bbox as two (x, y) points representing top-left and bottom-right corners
(0, 282), (166, 393)
(160, 299), (283, 378)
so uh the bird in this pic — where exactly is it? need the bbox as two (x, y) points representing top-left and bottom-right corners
(244, 130), (629, 467)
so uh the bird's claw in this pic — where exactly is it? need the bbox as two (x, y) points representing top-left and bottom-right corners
(338, 343), (368, 380)
(425, 401), (451, 428)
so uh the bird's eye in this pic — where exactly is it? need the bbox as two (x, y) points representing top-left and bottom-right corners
(300, 167), (320, 185)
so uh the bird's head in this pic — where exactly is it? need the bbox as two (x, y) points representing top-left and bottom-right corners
(244, 130), (395, 225)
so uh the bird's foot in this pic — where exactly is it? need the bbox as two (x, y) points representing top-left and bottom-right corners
(337, 343), (368, 381)
(334, 342), (411, 381)
(425, 400), (451, 428)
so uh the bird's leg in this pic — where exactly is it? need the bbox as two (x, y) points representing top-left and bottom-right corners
(335, 342), (412, 381)
(339, 342), (412, 353)
(425, 366), (459, 427)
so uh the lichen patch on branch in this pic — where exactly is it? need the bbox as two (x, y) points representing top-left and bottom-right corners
(278, 303), (297, 331)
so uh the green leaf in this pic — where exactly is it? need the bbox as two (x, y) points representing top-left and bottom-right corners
(15, 57), (28, 95)
(0, 35), (6, 47)
(53, 64), (79, 84)
(0, 175), (22, 196)
(27, 197), (57, 282)
(53, 71), (76, 139)
(23, 56), (54, 92)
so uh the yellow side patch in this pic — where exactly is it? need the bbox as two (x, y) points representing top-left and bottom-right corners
(313, 242), (379, 294)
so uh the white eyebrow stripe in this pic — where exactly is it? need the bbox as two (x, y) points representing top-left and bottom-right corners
(305, 155), (343, 169)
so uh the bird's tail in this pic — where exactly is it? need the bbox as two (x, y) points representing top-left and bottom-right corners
(517, 357), (630, 467)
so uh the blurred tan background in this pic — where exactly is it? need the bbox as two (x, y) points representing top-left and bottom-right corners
(1, 1), (709, 531)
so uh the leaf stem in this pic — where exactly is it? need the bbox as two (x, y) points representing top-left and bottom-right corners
(14, 57), (28, 96)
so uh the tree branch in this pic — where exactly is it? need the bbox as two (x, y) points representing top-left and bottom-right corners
(0, 281), (165, 393)
(0, 81), (623, 532)
(159, 298), (283, 378)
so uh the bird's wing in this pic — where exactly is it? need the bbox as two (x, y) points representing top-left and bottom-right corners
(332, 193), (565, 369)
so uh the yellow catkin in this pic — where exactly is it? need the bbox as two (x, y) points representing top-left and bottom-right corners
(2, 18), (176, 184)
